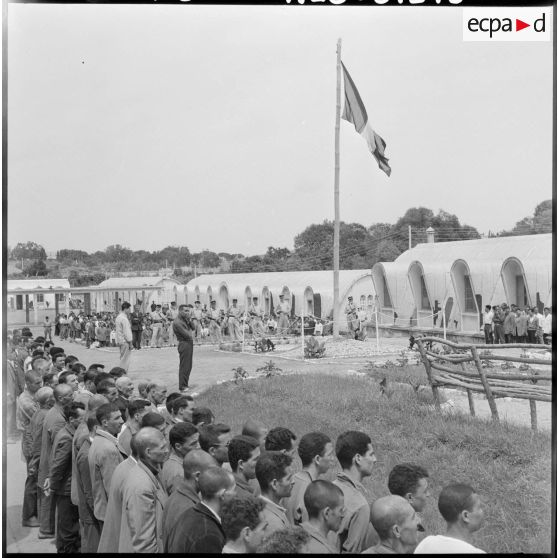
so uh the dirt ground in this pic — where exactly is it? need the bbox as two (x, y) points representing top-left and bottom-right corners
(5, 333), (552, 552)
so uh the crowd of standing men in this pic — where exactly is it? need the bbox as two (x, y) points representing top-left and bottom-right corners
(482, 304), (552, 345)
(46, 293), (309, 355)
(10, 327), (489, 554)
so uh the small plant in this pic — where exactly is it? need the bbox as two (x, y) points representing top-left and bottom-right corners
(396, 350), (409, 367)
(256, 360), (282, 378)
(501, 361), (515, 370)
(232, 366), (248, 384)
(304, 337), (326, 359)
(518, 363), (531, 372)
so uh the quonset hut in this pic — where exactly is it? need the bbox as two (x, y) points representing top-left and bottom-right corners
(185, 270), (377, 324)
(185, 233), (552, 336)
(371, 233), (552, 333)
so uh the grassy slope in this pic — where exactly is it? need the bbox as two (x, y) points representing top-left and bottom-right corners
(196, 373), (552, 554)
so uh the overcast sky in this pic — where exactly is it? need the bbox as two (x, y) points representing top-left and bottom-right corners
(7, 4), (553, 256)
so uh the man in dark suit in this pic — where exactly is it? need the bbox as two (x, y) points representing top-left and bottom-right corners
(162, 449), (217, 542)
(164, 466), (236, 553)
(49, 402), (86, 553)
(130, 305), (144, 350)
(173, 304), (195, 392)
(37, 383), (74, 538)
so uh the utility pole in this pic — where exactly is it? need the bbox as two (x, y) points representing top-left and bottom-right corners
(408, 225), (412, 250)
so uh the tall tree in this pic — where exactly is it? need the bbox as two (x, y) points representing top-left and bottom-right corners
(500, 200), (552, 236)
(12, 241), (47, 261)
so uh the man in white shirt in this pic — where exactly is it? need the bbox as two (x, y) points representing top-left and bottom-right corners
(275, 295), (291, 337)
(414, 483), (485, 554)
(482, 305), (494, 344)
(115, 302), (133, 372)
(248, 297), (265, 338)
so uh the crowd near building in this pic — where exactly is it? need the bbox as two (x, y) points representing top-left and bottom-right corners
(8, 233), (552, 340)
(9, 327), (491, 553)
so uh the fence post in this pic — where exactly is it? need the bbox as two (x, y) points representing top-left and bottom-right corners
(471, 346), (499, 422)
(529, 400), (538, 432)
(529, 372), (539, 431)
(416, 339), (441, 411)
(459, 361), (475, 417)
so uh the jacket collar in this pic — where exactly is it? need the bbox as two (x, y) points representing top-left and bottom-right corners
(176, 479), (199, 504)
(336, 471), (366, 494)
(233, 473), (254, 494)
(301, 521), (338, 552)
(136, 459), (167, 505)
(260, 495), (288, 521)
(96, 428), (129, 456)
(194, 501), (225, 533)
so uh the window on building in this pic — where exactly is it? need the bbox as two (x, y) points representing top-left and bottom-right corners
(420, 275), (430, 310)
(36, 294), (44, 303)
(56, 293), (65, 302)
(367, 295), (373, 307)
(360, 295), (366, 308)
(383, 280), (392, 308)
(464, 275), (476, 312)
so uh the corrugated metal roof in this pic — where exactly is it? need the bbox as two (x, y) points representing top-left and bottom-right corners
(186, 270), (371, 294)
(394, 234), (552, 266)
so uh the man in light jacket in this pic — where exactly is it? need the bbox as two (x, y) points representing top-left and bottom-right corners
(119, 427), (169, 552)
(115, 302), (133, 372)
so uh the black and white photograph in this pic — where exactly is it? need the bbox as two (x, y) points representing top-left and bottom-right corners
(4, 1), (554, 554)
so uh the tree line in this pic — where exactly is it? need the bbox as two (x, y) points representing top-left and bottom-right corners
(8, 201), (551, 282)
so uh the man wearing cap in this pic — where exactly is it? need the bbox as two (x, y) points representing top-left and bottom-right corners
(130, 305), (144, 350)
(150, 305), (164, 348)
(207, 300), (222, 344)
(345, 297), (359, 336)
(227, 299), (243, 341)
(192, 301), (204, 345)
(276, 295), (291, 337)
(249, 297), (265, 337)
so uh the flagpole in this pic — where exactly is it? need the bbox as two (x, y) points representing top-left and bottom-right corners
(333, 38), (341, 339)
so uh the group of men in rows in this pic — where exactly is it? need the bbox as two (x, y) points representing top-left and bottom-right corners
(12, 332), (487, 554)
(184, 294), (292, 344)
(482, 304), (552, 345)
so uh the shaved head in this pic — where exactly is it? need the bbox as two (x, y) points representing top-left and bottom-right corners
(370, 495), (415, 540)
(304, 480), (344, 519)
(135, 427), (166, 458)
(198, 467), (235, 500)
(53, 383), (73, 401)
(183, 449), (218, 479)
(35, 386), (54, 407)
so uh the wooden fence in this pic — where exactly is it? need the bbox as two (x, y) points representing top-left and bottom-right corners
(415, 337), (552, 431)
